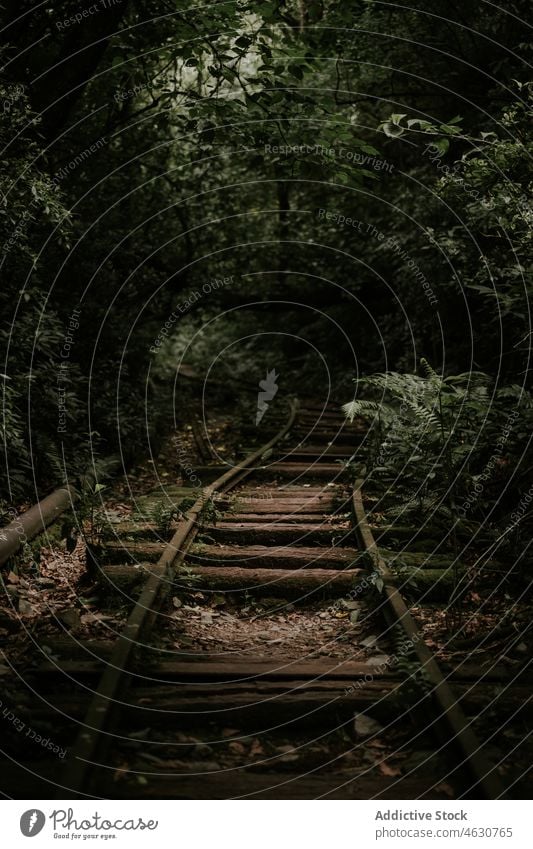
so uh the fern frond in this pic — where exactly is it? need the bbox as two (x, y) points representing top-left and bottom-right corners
(419, 357), (440, 381)
(342, 400), (381, 422)
(402, 397), (441, 430)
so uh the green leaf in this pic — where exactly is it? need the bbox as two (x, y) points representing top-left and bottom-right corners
(439, 123), (461, 135)
(288, 64), (304, 80)
(407, 119), (434, 131)
(381, 121), (404, 138)
(257, 1), (276, 20)
(433, 138), (450, 155)
(360, 143), (380, 155)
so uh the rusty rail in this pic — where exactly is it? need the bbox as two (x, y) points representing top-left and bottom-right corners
(62, 398), (299, 795)
(352, 480), (505, 799)
(0, 458), (120, 569)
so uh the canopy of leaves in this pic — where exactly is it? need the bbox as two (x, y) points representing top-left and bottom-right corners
(0, 1), (530, 511)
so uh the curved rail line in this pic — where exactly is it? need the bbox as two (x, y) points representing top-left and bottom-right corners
(63, 399), (299, 794)
(352, 483), (504, 798)
(0, 394), (519, 799)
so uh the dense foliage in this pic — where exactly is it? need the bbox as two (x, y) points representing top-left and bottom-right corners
(0, 2), (530, 529)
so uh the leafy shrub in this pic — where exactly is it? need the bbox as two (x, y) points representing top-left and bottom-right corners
(343, 361), (533, 527)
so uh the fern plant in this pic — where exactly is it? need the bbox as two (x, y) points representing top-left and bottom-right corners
(343, 361), (528, 526)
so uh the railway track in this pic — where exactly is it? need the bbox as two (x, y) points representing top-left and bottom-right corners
(1, 393), (529, 799)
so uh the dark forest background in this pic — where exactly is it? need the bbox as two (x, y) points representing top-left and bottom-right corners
(0, 1), (531, 540)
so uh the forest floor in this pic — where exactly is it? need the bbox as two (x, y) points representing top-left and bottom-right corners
(0, 391), (531, 798)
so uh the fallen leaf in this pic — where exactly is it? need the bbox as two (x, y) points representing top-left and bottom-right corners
(354, 713), (384, 738)
(128, 728), (151, 740)
(379, 761), (402, 777)
(436, 782), (455, 798)
(250, 739), (264, 756)
(367, 654), (390, 666)
(57, 608), (81, 630)
(80, 612), (114, 624)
